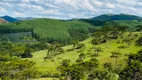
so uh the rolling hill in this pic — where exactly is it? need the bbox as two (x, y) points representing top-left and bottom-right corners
(0, 15), (18, 22)
(28, 32), (142, 78)
(92, 14), (142, 20)
(79, 19), (142, 31)
(0, 15), (142, 80)
(0, 17), (142, 43)
(16, 17), (34, 21)
(0, 18), (95, 43)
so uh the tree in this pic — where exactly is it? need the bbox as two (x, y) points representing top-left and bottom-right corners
(94, 47), (103, 56)
(91, 37), (100, 45)
(87, 68), (111, 80)
(110, 31), (119, 39)
(47, 45), (54, 55)
(76, 43), (86, 52)
(115, 26), (128, 32)
(45, 44), (65, 59)
(119, 60), (142, 80)
(110, 52), (122, 70)
(91, 31), (107, 45)
(38, 42), (48, 50)
(71, 39), (79, 49)
(21, 48), (32, 58)
(0, 60), (40, 80)
(61, 59), (70, 67)
(58, 58), (99, 80)
(128, 49), (142, 63)
(103, 62), (113, 72)
(76, 53), (86, 63)
(136, 25), (142, 31)
(119, 50), (142, 80)
(137, 49), (142, 62)
(136, 37), (142, 46)
(57, 59), (71, 79)
(102, 26), (116, 33)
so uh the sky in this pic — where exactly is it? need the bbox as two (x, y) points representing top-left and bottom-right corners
(0, 0), (142, 19)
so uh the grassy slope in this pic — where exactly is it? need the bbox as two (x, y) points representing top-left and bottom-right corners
(34, 78), (58, 80)
(28, 32), (142, 76)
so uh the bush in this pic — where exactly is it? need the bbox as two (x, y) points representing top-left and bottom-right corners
(117, 46), (127, 49)
(66, 48), (74, 52)
(136, 37), (142, 46)
(21, 48), (32, 58)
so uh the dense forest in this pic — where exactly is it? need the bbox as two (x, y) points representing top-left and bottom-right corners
(0, 19), (95, 44)
(0, 18), (142, 44)
(0, 18), (142, 80)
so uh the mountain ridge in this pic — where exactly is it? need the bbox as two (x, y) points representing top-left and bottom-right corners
(92, 13), (142, 20)
(0, 14), (142, 23)
(0, 15), (18, 22)
(16, 17), (34, 20)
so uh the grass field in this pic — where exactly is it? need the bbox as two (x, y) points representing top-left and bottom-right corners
(35, 78), (58, 80)
(28, 32), (142, 77)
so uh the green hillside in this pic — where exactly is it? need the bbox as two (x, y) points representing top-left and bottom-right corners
(92, 14), (142, 20)
(79, 19), (142, 31)
(0, 18), (142, 80)
(28, 32), (141, 79)
(0, 19), (95, 43)
(0, 18), (142, 44)
(0, 16), (19, 22)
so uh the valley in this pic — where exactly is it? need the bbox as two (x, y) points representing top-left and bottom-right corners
(0, 0), (142, 79)
(28, 32), (141, 80)
(0, 14), (142, 80)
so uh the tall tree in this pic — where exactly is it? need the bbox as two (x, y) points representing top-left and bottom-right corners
(21, 48), (32, 58)
(76, 53), (86, 63)
(103, 62), (113, 72)
(110, 52), (122, 70)
(94, 47), (103, 56)
(71, 39), (79, 49)
(119, 60), (142, 80)
(0, 60), (40, 80)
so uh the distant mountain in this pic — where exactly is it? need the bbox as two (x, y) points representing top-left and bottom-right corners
(0, 18), (8, 24)
(0, 15), (18, 22)
(92, 14), (142, 20)
(16, 17), (34, 20)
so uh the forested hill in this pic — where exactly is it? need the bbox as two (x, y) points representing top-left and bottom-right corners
(92, 14), (142, 20)
(0, 17), (142, 44)
(0, 18), (95, 43)
(78, 19), (142, 31)
(0, 15), (18, 22)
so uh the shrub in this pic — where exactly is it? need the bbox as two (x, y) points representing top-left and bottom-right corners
(136, 37), (142, 46)
(21, 48), (32, 58)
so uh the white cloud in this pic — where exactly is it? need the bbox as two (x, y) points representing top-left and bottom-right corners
(6, 2), (13, 7)
(22, 0), (29, 3)
(91, 0), (104, 7)
(83, 0), (96, 11)
(0, 0), (142, 19)
(68, 13), (76, 18)
(44, 3), (59, 8)
(13, 12), (24, 16)
(41, 9), (61, 15)
(0, 7), (7, 12)
(106, 3), (116, 8)
(116, 0), (138, 6)
(18, 3), (44, 11)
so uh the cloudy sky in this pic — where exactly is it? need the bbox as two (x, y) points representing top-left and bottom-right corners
(0, 0), (142, 19)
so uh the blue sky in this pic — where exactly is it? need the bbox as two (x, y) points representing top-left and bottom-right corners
(0, 0), (142, 19)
